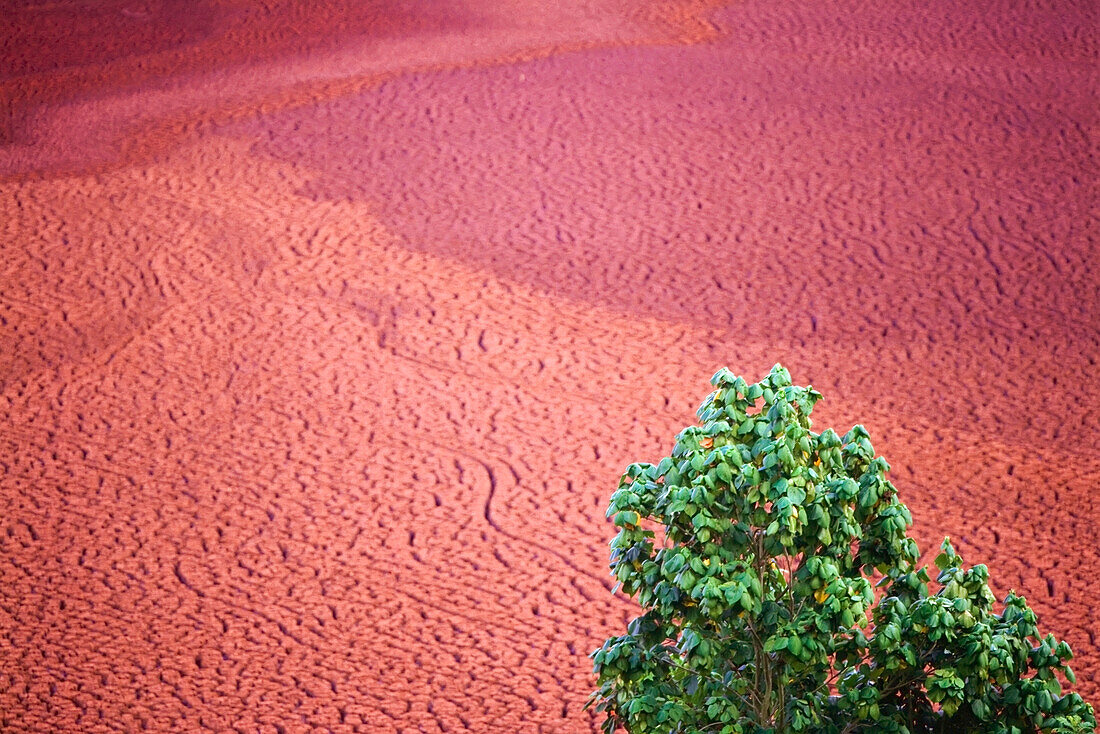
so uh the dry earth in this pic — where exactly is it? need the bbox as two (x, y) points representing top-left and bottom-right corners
(1, 0), (1097, 731)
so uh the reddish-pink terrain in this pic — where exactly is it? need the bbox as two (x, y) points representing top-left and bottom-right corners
(1, 0), (1097, 731)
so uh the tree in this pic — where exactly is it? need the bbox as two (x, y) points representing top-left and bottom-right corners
(589, 365), (1095, 733)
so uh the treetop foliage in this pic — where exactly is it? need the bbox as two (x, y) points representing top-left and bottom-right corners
(589, 364), (1095, 734)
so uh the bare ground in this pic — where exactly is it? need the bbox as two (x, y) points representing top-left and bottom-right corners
(1, 0), (1097, 730)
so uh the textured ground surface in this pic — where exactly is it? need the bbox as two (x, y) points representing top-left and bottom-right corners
(1, 0), (1097, 731)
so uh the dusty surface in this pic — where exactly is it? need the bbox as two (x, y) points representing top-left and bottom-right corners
(1, 0), (1097, 731)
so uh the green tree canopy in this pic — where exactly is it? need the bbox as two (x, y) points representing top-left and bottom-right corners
(590, 365), (1094, 734)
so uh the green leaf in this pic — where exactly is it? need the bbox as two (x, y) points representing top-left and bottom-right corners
(740, 592), (754, 613)
(614, 511), (639, 527)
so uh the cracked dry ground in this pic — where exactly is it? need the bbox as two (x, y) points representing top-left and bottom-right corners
(1, 0), (1097, 731)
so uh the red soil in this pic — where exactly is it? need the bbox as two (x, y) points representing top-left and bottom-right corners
(1, 0), (1097, 730)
